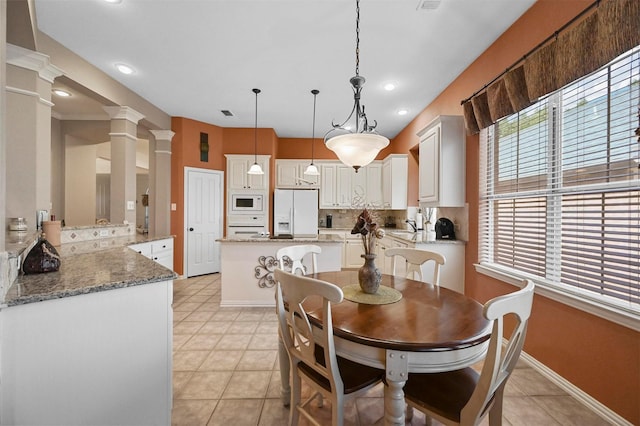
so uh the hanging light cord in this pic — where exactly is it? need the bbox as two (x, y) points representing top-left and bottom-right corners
(311, 89), (319, 163)
(253, 88), (260, 164)
(355, 0), (360, 77)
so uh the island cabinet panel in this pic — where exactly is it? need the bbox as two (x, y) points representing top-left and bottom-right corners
(219, 238), (343, 307)
(0, 280), (173, 426)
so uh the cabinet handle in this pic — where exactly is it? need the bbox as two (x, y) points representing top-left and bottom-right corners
(189, 227), (194, 231)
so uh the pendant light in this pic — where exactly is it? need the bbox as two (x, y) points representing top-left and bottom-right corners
(247, 88), (264, 175)
(324, 0), (389, 172)
(304, 89), (321, 176)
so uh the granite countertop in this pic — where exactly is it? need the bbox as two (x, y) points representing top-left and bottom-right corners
(318, 228), (466, 245)
(383, 230), (466, 245)
(218, 234), (344, 243)
(3, 234), (176, 307)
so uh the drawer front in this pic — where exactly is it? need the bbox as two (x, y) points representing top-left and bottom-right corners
(151, 238), (173, 253)
(129, 243), (151, 257)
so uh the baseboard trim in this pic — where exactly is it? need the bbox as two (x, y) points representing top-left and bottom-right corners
(519, 350), (632, 425)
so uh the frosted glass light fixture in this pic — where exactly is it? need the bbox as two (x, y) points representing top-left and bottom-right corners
(324, 0), (389, 172)
(247, 88), (264, 175)
(304, 89), (320, 176)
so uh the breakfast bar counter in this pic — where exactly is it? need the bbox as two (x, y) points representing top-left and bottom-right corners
(218, 234), (343, 307)
(4, 239), (175, 307)
(0, 234), (176, 426)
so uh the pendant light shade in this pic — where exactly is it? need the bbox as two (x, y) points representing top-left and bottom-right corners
(326, 133), (389, 170)
(324, 0), (389, 172)
(304, 89), (321, 176)
(247, 88), (264, 175)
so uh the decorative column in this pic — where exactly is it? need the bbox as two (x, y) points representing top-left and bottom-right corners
(148, 130), (174, 236)
(5, 44), (63, 230)
(103, 106), (145, 228)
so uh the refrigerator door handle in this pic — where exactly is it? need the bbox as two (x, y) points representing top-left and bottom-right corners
(289, 207), (294, 233)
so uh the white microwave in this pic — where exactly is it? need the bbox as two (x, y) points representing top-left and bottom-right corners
(230, 193), (264, 213)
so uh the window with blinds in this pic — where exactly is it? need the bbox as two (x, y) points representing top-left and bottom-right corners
(479, 46), (640, 313)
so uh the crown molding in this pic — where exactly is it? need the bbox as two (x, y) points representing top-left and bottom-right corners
(102, 106), (145, 123)
(6, 44), (64, 83)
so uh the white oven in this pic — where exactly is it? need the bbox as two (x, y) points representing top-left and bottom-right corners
(230, 193), (264, 213)
(227, 215), (267, 239)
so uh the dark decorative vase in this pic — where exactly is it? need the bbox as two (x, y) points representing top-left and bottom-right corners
(358, 254), (382, 294)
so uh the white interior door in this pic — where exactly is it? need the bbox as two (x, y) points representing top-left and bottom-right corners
(185, 167), (223, 277)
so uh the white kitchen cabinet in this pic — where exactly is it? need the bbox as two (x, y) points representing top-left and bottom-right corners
(382, 154), (408, 210)
(226, 154), (270, 190)
(319, 163), (352, 208)
(377, 236), (408, 276)
(365, 163), (383, 208)
(276, 159), (319, 188)
(344, 236), (366, 268)
(351, 163), (382, 208)
(381, 231), (465, 293)
(417, 116), (465, 207)
(129, 237), (174, 270)
(414, 242), (465, 293)
(320, 161), (383, 209)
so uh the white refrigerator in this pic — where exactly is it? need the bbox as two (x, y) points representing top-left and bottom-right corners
(273, 189), (319, 237)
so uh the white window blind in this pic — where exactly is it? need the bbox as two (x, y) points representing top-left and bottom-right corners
(479, 46), (640, 312)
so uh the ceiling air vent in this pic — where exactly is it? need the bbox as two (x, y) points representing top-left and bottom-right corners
(221, 110), (234, 117)
(416, 0), (441, 11)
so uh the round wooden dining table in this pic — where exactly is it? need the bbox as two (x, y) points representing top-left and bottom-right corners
(278, 270), (491, 426)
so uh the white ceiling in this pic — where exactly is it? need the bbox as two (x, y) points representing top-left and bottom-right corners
(36, 0), (536, 139)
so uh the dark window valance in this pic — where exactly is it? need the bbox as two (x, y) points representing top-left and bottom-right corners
(462, 0), (640, 135)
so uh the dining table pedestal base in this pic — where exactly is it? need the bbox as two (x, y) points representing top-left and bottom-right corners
(385, 350), (410, 425)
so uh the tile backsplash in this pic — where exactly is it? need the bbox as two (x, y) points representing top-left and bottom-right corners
(318, 206), (469, 241)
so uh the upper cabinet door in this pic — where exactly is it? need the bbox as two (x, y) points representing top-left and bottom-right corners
(382, 154), (408, 210)
(418, 116), (465, 207)
(419, 126), (440, 203)
(276, 160), (319, 188)
(226, 155), (269, 190)
(319, 163), (338, 208)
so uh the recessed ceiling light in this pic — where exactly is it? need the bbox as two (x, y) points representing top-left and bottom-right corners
(104, 0), (122, 4)
(397, 109), (409, 116)
(115, 63), (134, 75)
(416, 0), (441, 11)
(383, 82), (397, 91)
(53, 89), (71, 97)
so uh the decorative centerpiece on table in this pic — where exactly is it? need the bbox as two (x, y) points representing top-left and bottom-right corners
(351, 208), (385, 294)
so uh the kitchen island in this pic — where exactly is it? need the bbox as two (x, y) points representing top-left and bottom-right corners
(0, 233), (176, 426)
(219, 234), (343, 307)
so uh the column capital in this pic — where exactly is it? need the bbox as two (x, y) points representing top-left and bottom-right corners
(149, 129), (175, 142)
(7, 44), (64, 83)
(103, 106), (145, 123)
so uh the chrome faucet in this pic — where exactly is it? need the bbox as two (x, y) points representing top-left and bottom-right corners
(405, 219), (418, 232)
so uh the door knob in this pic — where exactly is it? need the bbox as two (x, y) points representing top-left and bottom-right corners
(189, 227), (194, 231)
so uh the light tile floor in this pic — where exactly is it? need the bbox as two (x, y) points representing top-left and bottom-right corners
(171, 274), (611, 426)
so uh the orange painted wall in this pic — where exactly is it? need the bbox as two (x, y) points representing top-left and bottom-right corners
(277, 137), (395, 160)
(171, 120), (280, 275)
(391, 0), (639, 422)
(170, 117), (225, 275)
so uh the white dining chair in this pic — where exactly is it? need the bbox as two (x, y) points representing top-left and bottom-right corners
(402, 280), (535, 425)
(275, 269), (385, 426)
(276, 244), (321, 275)
(385, 247), (446, 285)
